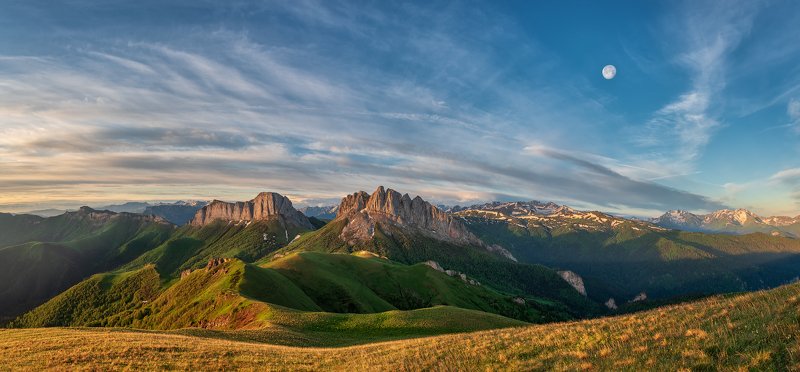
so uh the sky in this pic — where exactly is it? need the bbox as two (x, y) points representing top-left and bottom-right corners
(1, 0), (799, 217)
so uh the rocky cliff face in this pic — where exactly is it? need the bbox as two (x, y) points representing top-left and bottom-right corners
(69, 206), (170, 226)
(557, 270), (587, 296)
(189, 192), (312, 229)
(335, 186), (513, 259)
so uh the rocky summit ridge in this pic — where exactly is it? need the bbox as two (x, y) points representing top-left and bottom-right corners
(336, 186), (479, 244)
(189, 192), (312, 229)
(68, 206), (170, 226)
(335, 186), (515, 260)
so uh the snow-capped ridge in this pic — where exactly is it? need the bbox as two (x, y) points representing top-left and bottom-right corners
(452, 200), (661, 233)
(651, 208), (800, 236)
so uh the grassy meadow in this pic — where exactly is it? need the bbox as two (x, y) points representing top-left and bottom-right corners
(2, 280), (798, 371)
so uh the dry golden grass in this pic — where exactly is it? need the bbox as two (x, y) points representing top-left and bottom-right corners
(2, 282), (800, 371)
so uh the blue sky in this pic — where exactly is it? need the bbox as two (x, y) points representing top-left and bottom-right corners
(1, 0), (799, 216)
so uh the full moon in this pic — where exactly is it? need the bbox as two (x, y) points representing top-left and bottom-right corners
(602, 64), (616, 80)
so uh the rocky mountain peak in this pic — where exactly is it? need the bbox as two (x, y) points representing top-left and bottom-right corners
(335, 186), (491, 249)
(68, 206), (114, 223)
(337, 191), (370, 217)
(652, 207), (800, 236)
(77, 206), (99, 214)
(190, 192), (312, 229)
(705, 208), (762, 226)
(763, 215), (800, 226)
(654, 210), (702, 226)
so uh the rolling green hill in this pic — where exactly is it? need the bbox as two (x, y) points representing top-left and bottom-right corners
(4, 278), (799, 370)
(263, 251), (573, 321)
(0, 203), (313, 321)
(0, 208), (174, 321)
(267, 219), (602, 317)
(460, 213), (800, 304)
(14, 251), (574, 329)
(120, 219), (311, 278)
(13, 252), (541, 342)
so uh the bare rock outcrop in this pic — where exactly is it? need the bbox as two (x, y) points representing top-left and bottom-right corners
(206, 257), (231, 271)
(557, 270), (587, 296)
(180, 269), (193, 279)
(488, 244), (518, 262)
(423, 260), (445, 272)
(336, 186), (491, 249)
(189, 192), (312, 229)
(423, 260), (481, 286)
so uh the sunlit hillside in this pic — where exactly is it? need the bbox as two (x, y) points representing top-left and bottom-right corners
(3, 280), (798, 370)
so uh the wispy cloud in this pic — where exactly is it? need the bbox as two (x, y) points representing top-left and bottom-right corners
(770, 168), (800, 185)
(634, 0), (759, 175)
(788, 98), (800, 131)
(0, 1), (776, 216)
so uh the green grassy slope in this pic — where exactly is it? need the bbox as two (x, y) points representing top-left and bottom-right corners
(263, 252), (568, 322)
(0, 211), (174, 320)
(14, 253), (528, 345)
(0, 209), (166, 248)
(463, 216), (800, 302)
(121, 219), (310, 278)
(265, 220), (602, 317)
(3, 281), (799, 370)
(0, 213), (46, 247)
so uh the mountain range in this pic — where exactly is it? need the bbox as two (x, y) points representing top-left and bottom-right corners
(3, 186), (800, 370)
(298, 205), (339, 219)
(448, 200), (800, 305)
(22, 200), (208, 225)
(652, 209), (800, 237)
(3, 187), (603, 324)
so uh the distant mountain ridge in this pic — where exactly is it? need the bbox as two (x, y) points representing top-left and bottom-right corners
(452, 200), (665, 234)
(143, 201), (207, 225)
(298, 205), (338, 219)
(652, 209), (800, 237)
(21, 200), (208, 224)
(448, 200), (800, 306)
(448, 200), (562, 215)
(189, 192), (312, 230)
(0, 207), (174, 319)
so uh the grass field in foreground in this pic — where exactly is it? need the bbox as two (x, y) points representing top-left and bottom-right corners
(2, 281), (799, 371)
